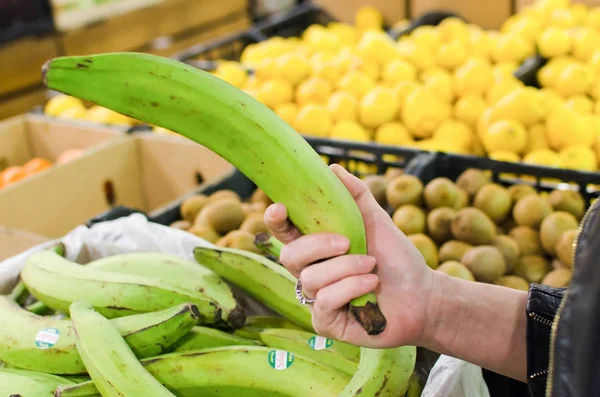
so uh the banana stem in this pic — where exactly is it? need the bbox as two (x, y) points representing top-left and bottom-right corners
(9, 281), (28, 305)
(254, 233), (284, 259)
(51, 242), (67, 257)
(26, 301), (53, 315)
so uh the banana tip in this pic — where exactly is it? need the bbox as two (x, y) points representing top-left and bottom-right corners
(350, 302), (387, 336)
(41, 60), (51, 86)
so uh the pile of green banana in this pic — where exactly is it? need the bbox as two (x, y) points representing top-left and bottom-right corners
(0, 51), (425, 396)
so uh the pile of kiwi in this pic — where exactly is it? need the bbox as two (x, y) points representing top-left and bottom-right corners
(170, 188), (272, 253)
(366, 168), (582, 290)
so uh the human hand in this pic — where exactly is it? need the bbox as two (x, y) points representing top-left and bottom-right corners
(264, 164), (438, 348)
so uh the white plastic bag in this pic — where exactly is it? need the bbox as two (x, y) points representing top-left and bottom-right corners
(421, 354), (490, 397)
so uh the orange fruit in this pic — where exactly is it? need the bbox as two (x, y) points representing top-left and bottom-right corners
(23, 158), (53, 175)
(0, 166), (27, 186)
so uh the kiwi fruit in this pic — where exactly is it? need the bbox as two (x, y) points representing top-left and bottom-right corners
(188, 224), (220, 243)
(207, 189), (242, 204)
(456, 169), (490, 198)
(196, 200), (245, 234)
(408, 234), (439, 269)
(180, 194), (208, 223)
(461, 246), (506, 283)
(393, 205), (426, 235)
(473, 183), (511, 223)
(513, 255), (550, 283)
(436, 261), (475, 281)
(492, 235), (520, 273)
(364, 175), (388, 207)
(508, 226), (543, 256)
(386, 175), (423, 209)
(555, 229), (577, 268)
(217, 230), (262, 254)
(170, 220), (192, 230)
(439, 240), (473, 263)
(451, 207), (497, 245)
(427, 207), (455, 243)
(548, 189), (585, 220)
(453, 188), (469, 210)
(540, 211), (578, 256)
(384, 168), (404, 182)
(507, 184), (537, 203)
(494, 275), (530, 291)
(424, 178), (458, 209)
(512, 194), (552, 229)
(251, 188), (273, 206)
(240, 213), (269, 234)
(542, 268), (573, 288)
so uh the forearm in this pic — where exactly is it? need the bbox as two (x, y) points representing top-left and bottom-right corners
(423, 272), (528, 382)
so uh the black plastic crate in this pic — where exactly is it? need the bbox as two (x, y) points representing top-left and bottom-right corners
(254, 2), (335, 38)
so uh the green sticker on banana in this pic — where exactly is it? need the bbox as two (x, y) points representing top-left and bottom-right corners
(35, 327), (60, 349)
(308, 336), (333, 350)
(268, 350), (294, 370)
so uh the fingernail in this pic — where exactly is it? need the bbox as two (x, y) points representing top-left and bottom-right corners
(361, 274), (378, 284)
(266, 204), (278, 219)
(331, 236), (349, 252)
(360, 256), (376, 269)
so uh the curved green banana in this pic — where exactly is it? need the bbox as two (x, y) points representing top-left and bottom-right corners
(56, 346), (351, 397)
(21, 250), (244, 328)
(234, 315), (306, 339)
(170, 326), (262, 352)
(0, 368), (74, 396)
(70, 301), (176, 397)
(194, 246), (313, 331)
(406, 373), (424, 397)
(0, 296), (198, 374)
(87, 252), (243, 325)
(42, 52), (385, 334)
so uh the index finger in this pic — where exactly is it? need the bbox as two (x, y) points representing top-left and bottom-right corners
(264, 203), (302, 244)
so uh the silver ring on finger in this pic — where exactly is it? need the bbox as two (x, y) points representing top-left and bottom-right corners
(295, 279), (315, 306)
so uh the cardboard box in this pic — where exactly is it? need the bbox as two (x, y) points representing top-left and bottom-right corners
(0, 133), (234, 237)
(314, 0), (407, 25)
(0, 89), (50, 121)
(0, 226), (50, 261)
(411, 0), (512, 29)
(516, 0), (600, 10)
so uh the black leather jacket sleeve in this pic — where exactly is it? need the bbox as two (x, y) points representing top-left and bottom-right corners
(526, 283), (566, 397)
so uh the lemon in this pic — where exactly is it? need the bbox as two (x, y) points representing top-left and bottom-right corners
(585, 7), (600, 30)
(564, 94), (594, 114)
(311, 61), (342, 86)
(355, 6), (383, 31)
(328, 22), (358, 46)
(572, 3), (589, 23)
(303, 24), (327, 43)
(589, 49), (600, 73)
(375, 122), (413, 146)
(572, 27), (600, 62)
(294, 104), (332, 137)
(306, 30), (340, 54)
(437, 17), (470, 43)
(411, 26), (440, 50)
(493, 62), (519, 81)
(396, 40), (435, 70)
(327, 91), (358, 122)
(454, 94), (486, 127)
(489, 87), (546, 126)
(477, 107), (496, 138)
(436, 40), (468, 70)
(539, 88), (565, 112)
(550, 7), (577, 29)
(381, 59), (417, 86)
(537, 56), (573, 88)
(402, 87), (451, 138)
(595, 100), (600, 114)
(433, 120), (473, 150)
(359, 87), (400, 128)
(524, 124), (550, 154)
(329, 120), (371, 142)
(295, 77), (332, 105)
(454, 58), (493, 97)
(546, 107), (595, 150)
(523, 149), (561, 168)
(393, 80), (421, 106)
(240, 43), (261, 66)
(44, 95), (85, 117)
(420, 66), (449, 81)
(275, 103), (298, 126)
(423, 71), (454, 103)
(559, 144), (598, 171)
(537, 27), (572, 58)
(503, 16), (543, 41)
(486, 77), (524, 105)
(482, 119), (527, 154)
(356, 31), (398, 64)
(309, 52), (335, 71)
(275, 54), (309, 85)
(469, 30), (492, 61)
(58, 106), (88, 120)
(86, 106), (133, 126)
(471, 134), (487, 156)
(243, 76), (261, 89)
(491, 34), (532, 63)
(555, 62), (595, 97)
(337, 70), (375, 100)
(258, 79), (294, 108)
(254, 59), (275, 80)
(348, 57), (381, 81)
(214, 61), (247, 88)
(489, 151), (521, 162)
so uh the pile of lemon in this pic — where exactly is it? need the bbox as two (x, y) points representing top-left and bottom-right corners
(208, 0), (600, 173)
(44, 95), (137, 127)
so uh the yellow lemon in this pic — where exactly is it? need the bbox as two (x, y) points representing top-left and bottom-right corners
(539, 88), (565, 112)
(537, 27), (572, 58)
(572, 27), (600, 62)
(303, 24), (326, 43)
(469, 30), (492, 61)
(240, 43), (261, 66)
(423, 71), (455, 103)
(254, 59), (276, 80)
(355, 6), (383, 31)
(546, 107), (595, 149)
(275, 103), (298, 126)
(491, 34), (532, 63)
(356, 31), (398, 64)
(595, 100), (600, 115)
(44, 95), (85, 117)
(306, 30), (340, 54)
(477, 107), (496, 138)
(327, 91), (358, 122)
(559, 144), (598, 171)
(588, 114), (600, 135)
(454, 94), (486, 127)
(437, 17), (470, 43)
(274, 54), (309, 85)
(489, 87), (547, 126)
(309, 52), (334, 71)
(420, 66), (450, 81)
(550, 7), (577, 29)
(295, 77), (332, 105)
(453, 58), (494, 97)
(493, 61), (519, 81)
(523, 149), (561, 168)
(337, 70), (375, 100)
(585, 7), (600, 30)
(524, 124), (550, 154)
(294, 104), (332, 137)
(555, 62), (595, 97)
(311, 61), (343, 86)
(571, 3), (589, 23)
(258, 79), (293, 108)
(471, 134), (487, 156)
(381, 59), (417, 86)
(393, 80), (422, 106)
(58, 106), (88, 120)
(482, 119), (528, 154)
(243, 76), (261, 89)
(214, 61), (247, 88)
(433, 119), (473, 150)
(564, 94), (594, 114)
(537, 56), (573, 88)
(359, 87), (400, 128)
(589, 49), (600, 73)
(436, 40), (468, 70)
(348, 56), (381, 81)
(402, 87), (452, 139)
(329, 120), (371, 142)
(504, 16), (543, 42)
(375, 122), (413, 146)
(86, 106), (133, 126)
(485, 77), (524, 105)
(328, 22), (358, 46)
(488, 151), (521, 162)
(396, 40), (435, 70)
(411, 26), (441, 50)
